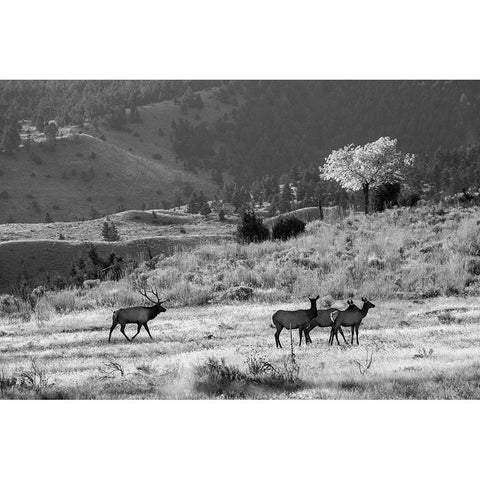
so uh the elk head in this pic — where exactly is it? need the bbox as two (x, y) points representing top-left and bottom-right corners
(138, 284), (167, 312)
(361, 297), (375, 310)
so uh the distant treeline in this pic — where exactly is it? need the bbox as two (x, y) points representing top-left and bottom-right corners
(171, 80), (480, 204)
(0, 80), (221, 127)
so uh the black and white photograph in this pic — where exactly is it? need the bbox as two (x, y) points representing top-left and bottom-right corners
(4, 78), (480, 400)
(2, 1), (480, 478)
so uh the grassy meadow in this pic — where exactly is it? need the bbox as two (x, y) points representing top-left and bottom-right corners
(2, 297), (480, 399)
(2, 203), (480, 399)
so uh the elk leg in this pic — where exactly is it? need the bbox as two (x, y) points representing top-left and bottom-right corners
(275, 326), (283, 349)
(338, 326), (347, 344)
(131, 324), (142, 341)
(351, 326), (354, 344)
(305, 328), (312, 344)
(355, 325), (359, 345)
(299, 327), (303, 347)
(144, 323), (153, 340)
(335, 327), (341, 346)
(120, 325), (131, 342)
(328, 325), (334, 345)
(108, 322), (117, 343)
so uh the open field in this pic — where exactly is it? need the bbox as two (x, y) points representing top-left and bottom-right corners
(3, 204), (480, 399)
(1, 297), (480, 399)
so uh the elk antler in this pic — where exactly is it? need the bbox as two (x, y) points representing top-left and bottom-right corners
(138, 283), (164, 304)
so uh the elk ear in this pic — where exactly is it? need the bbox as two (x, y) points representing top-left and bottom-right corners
(315, 295), (319, 300)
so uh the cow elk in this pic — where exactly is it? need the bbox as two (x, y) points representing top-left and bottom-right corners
(108, 285), (167, 342)
(272, 296), (319, 348)
(329, 297), (375, 346)
(302, 308), (347, 344)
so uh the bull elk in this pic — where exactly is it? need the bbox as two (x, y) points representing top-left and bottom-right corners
(302, 308), (347, 344)
(272, 296), (319, 348)
(328, 297), (375, 346)
(108, 285), (167, 342)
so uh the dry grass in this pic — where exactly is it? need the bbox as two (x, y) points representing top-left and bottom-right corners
(2, 297), (480, 399)
(3, 204), (480, 398)
(131, 205), (480, 303)
(0, 232), (232, 294)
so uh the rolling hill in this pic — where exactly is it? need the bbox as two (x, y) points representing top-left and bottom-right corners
(0, 88), (237, 224)
(0, 209), (235, 293)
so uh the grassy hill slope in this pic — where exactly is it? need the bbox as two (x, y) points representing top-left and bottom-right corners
(0, 88), (236, 224)
(0, 209), (235, 293)
(100, 88), (237, 170)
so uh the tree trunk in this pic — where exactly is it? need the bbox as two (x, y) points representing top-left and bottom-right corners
(318, 198), (324, 221)
(363, 183), (370, 215)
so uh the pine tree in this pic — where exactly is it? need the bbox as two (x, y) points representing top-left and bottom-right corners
(251, 180), (263, 206)
(237, 208), (269, 243)
(290, 165), (301, 183)
(173, 189), (183, 208)
(1, 118), (20, 153)
(268, 195), (279, 217)
(35, 114), (45, 133)
(187, 192), (200, 213)
(296, 179), (307, 207)
(44, 121), (58, 150)
(200, 202), (212, 216)
(279, 183), (293, 213)
(212, 168), (223, 186)
(223, 183), (234, 203)
(102, 221), (120, 241)
(108, 106), (127, 130)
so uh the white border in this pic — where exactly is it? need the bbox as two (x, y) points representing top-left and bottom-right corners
(1, 400), (479, 479)
(2, 1), (480, 479)
(1, 0), (480, 79)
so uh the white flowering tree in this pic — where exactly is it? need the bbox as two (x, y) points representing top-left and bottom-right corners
(320, 137), (415, 214)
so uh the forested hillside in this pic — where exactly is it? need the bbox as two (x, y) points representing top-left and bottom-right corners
(0, 80), (220, 127)
(2, 80), (480, 220)
(171, 80), (480, 209)
(208, 81), (480, 179)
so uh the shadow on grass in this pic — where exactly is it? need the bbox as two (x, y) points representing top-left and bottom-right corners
(329, 364), (480, 399)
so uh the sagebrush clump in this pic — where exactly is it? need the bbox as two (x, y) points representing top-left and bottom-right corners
(271, 216), (306, 241)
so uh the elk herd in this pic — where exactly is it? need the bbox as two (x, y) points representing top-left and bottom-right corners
(272, 296), (375, 348)
(108, 281), (375, 349)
